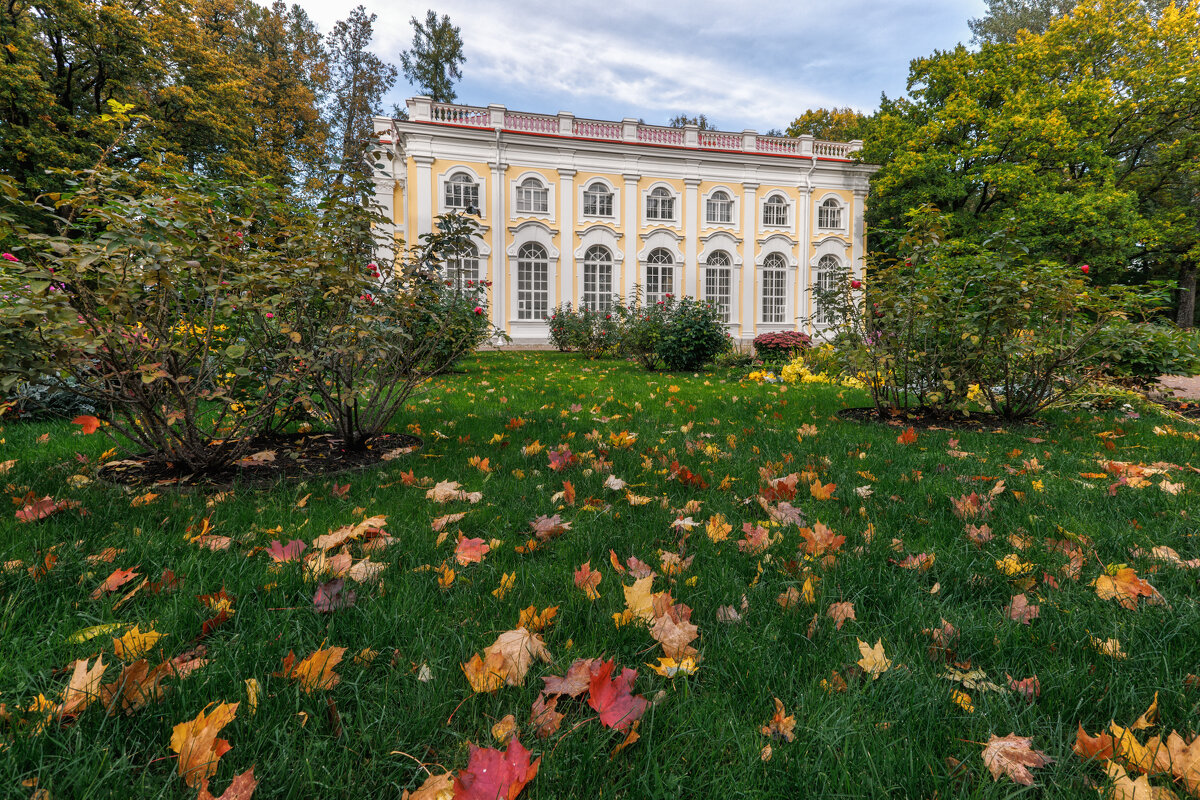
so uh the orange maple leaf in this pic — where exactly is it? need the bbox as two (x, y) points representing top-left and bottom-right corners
(169, 701), (239, 787)
(455, 535), (490, 566)
(1093, 567), (1164, 610)
(760, 697), (796, 742)
(809, 480), (837, 500)
(574, 561), (601, 601)
(72, 415), (101, 434)
(278, 647), (345, 693)
(897, 427), (917, 445)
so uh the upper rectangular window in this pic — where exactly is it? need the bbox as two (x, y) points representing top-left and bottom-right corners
(516, 178), (549, 214)
(445, 173), (479, 210)
(646, 187), (674, 221)
(706, 191), (733, 224)
(763, 194), (788, 227)
(818, 198), (843, 230)
(583, 182), (613, 217)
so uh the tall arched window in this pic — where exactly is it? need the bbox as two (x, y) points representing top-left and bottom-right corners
(446, 244), (479, 292)
(516, 177), (549, 214)
(818, 198), (843, 230)
(583, 182), (613, 217)
(645, 248), (674, 304)
(704, 251), (732, 322)
(582, 245), (613, 311)
(517, 242), (549, 320)
(445, 172), (479, 210)
(706, 191), (732, 224)
(762, 252), (787, 324)
(815, 254), (840, 324)
(646, 187), (674, 221)
(763, 193), (789, 226)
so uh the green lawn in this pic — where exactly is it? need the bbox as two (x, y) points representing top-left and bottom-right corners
(1, 351), (1198, 799)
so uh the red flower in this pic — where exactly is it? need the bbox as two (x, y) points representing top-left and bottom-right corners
(1080, 264), (1090, 274)
(850, 279), (862, 289)
(474, 306), (483, 315)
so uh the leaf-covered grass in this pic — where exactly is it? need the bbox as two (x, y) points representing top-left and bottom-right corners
(1, 351), (1198, 798)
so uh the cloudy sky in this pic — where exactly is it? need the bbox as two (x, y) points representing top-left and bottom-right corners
(292, 0), (986, 132)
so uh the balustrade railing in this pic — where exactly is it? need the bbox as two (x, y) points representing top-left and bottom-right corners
(698, 131), (741, 150)
(504, 111), (558, 134)
(411, 100), (863, 158)
(573, 119), (622, 140)
(636, 125), (685, 146)
(431, 103), (489, 127)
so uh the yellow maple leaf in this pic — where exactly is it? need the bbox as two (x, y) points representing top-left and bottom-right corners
(169, 701), (239, 787)
(706, 513), (732, 542)
(856, 638), (891, 680)
(113, 625), (165, 661)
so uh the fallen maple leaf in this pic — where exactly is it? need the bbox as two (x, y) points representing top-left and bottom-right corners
(809, 480), (837, 500)
(826, 601), (856, 630)
(800, 521), (844, 556)
(760, 697), (796, 742)
(897, 427), (918, 445)
(455, 535), (490, 566)
(462, 650), (509, 694)
(981, 733), (1052, 786)
(170, 701), (239, 787)
(1073, 723), (1116, 761)
(1100, 761), (1170, 800)
(856, 638), (891, 680)
(650, 610), (699, 659)
(541, 658), (597, 698)
(72, 414), (101, 434)
(278, 647), (345, 693)
(59, 655), (107, 718)
(91, 567), (140, 600)
(531, 514), (571, 541)
(113, 625), (165, 660)
(1006, 674), (1041, 703)
(705, 513), (732, 542)
(622, 576), (655, 622)
(16, 496), (81, 523)
(486, 628), (552, 687)
(587, 660), (648, 732)
(431, 512), (467, 532)
(738, 523), (771, 554)
(1094, 566), (1164, 610)
(516, 605), (558, 632)
(266, 539), (306, 563)
(425, 481), (482, 504)
(198, 766), (258, 800)
(100, 658), (172, 715)
(453, 738), (541, 800)
(529, 693), (564, 739)
(1005, 593), (1040, 625)
(574, 561), (601, 601)
(313, 579), (356, 613)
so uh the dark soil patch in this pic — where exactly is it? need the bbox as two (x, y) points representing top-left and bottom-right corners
(837, 405), (1042, 432)
(97, 431), (422, 489)
(1156, 399), (1200, 419)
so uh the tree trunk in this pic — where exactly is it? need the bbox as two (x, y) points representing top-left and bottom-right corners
(1177, 265), (1196, 329)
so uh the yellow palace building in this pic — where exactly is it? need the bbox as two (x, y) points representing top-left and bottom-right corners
(372, 97), (876, 345)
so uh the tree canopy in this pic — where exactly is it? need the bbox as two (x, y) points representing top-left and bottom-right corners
(399, 10), (465, 104)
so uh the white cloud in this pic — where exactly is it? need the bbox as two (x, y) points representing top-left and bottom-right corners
(288, 0), (984, 131)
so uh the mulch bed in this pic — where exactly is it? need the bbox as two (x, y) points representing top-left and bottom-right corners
(97, 431), (422, 489)
(1156, 399), (1200, 419)
(837, 405), (1041, 432)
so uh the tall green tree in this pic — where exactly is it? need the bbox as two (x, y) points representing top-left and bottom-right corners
(327, 5), (396, 182)
(968, 0), (1173, 42)
(398, 9), (463, 104)
(785, 107), (870, 141)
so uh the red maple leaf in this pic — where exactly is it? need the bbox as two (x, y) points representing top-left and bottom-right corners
(587, 659), (648, 732)
(453, 737), (541, 800)
(266, 539), (307, 562)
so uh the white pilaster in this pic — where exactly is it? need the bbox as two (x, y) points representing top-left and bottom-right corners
(741, 181), (758, 341)
(413, 155), (434, 237)
(797, 185), (813, 331)
(684, 177), (700, 298)
(852, 186), (867, 278)
(490, 159), (508, 332)
(558, 167), (576, 306)
(623, 173), (640, 300)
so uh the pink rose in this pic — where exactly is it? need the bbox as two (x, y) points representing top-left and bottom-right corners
(1080, 264), (1090, 274)
(850, 279), (862, 289)
(2, 253), (18, 262)
(474, 306), (483, 315)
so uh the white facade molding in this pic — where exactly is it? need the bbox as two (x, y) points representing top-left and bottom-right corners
(505, 220), (561, 259)
(436, 163), (487, 220)
(700, 184), (740, 233)
(755, 234), (800, 268)
(810, 236), (851, 266)
(574, 225), (625, 262)
(637, 229), (684, 263)
(698, 231), (744, 267)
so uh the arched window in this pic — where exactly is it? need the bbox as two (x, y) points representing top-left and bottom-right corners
(517, 242), (549, 320)
(516, 177), (549, 214)
(704, 251), (732, 322)
(645, 248), (674, 304)
(818, 198), (843, 230)
(646, 187), (674, 222)
(763, 193), (789, 227)
(445, 172), (479, 210)
(446, 244), (479, 292)
(583, 182), (613, 217)
(706, 190), (732, 224)
(815, 254), (840, 324)
(762, 252), (787, 324)
(582, 245), (613, 311)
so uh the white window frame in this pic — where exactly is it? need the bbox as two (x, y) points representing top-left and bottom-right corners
(444, 172), (479, 212)
(516, 177), (549, 215)
(582, 181), (613, 218)
(706, 190), (734, 225)
(761, 252), (788, 324)
(516, 242), (550, 320)
(701, 185), (739, 232)
(644, 247), (676, 305)
(437, 166), (486, 219)
(509, 172), (555, 222)
(641, 183), (681, 229)
(576, 178), (620, 224)
(762, 193), (790, 228)
(704, 250), (733, 322)
(817, 195), (846, 233)
(814, 253), (841, 326)
(581, 245), (614, 312)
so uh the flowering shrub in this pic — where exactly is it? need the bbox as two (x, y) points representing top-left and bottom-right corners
(656, 295), (730, 371)
(814, 207), (1138, 420)
(752, 331), (811, 363)
(548, 303), (620, 357)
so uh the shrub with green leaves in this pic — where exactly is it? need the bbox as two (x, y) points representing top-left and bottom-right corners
(815, 207), (1137, 420)
(657, 295), (730, 371)
(1091, 318), (1200, 387)
(548, 303), (620, 357)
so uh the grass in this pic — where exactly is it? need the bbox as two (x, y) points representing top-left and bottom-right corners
(1, 350), (1198, 799)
